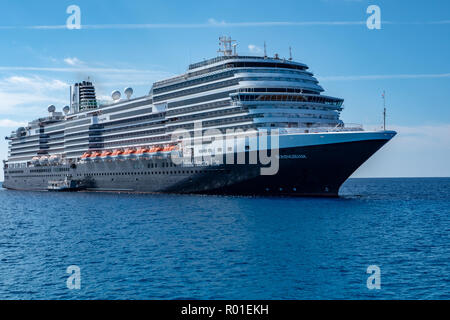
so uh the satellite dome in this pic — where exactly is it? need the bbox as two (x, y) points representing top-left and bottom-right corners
(111, 90), (121, 101)
(124, 87), (133, 99)
(47, 105), (56, 113)
(63, 106), (70, 114)
(16, 127), (25, 136)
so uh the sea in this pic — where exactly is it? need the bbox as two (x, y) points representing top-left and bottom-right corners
(0, 178), (448, 300)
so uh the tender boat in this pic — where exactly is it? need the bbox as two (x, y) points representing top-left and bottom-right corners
(48, 176), (84, 191)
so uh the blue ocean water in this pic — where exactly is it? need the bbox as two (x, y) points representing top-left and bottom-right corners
(0, 178), (448, 300)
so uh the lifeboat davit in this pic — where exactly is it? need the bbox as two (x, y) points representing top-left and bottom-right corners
(111, 149), (124, 160)
(123, 148), (137, 159)
(100, 150), (112, 161)
(39, 155), (49, 165)
(32, 156), (40, 165)
(81, 152), (92, 162)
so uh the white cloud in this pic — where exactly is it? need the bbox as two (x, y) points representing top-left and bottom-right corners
(0, 66), (172, 75)
(0, 119), (27, 128)
(2, 19), (450, 31)
(248, 44), (263, 54)
(207, 18), (226, 26)
(319, 73), (450, 81)
(3, 75), (68, 90)
(0, 75), (69, 115)
(0, 20), (369, 30)
(430, 20), (450, 24)
(352, 124), (450, 178)
(63, 57), (83, 66)
(0, 61), (172, 118)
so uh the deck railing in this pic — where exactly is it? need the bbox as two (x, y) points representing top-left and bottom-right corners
(278, 124), (363, 134)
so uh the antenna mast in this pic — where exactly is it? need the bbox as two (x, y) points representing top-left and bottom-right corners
(382, 90), (386, 130)
(218, 36), (236, 56)
(264, 41), (267, 58)
(289, 46), (292, 61)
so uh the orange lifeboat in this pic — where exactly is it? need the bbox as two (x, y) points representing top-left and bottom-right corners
(90, 151), (102, 161)
(123, 148), (137, 159)
(148, 146), (163, 156)
(81, 152), (92, 162)
(111, 149), (124, 160)
(161, 145), (177, 154)
(100, 150), (112, 161)
(143, 147), (154, 158)
(136, 147), (149, 159)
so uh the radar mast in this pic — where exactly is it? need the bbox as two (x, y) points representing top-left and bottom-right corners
(218, 36), (237, 56)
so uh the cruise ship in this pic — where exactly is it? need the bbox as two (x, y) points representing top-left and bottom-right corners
(2, 37), (396, 196)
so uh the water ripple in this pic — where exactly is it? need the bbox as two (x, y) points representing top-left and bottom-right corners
(0, 178), (449, 299)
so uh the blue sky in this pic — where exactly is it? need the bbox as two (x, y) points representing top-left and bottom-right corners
(0, 0), (449, 178)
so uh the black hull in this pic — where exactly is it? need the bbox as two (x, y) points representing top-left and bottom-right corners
(3, 139), (389, 197)
(185, 138), (389, 197)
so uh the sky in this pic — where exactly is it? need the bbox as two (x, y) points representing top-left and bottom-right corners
(0, 0), (449, 179)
